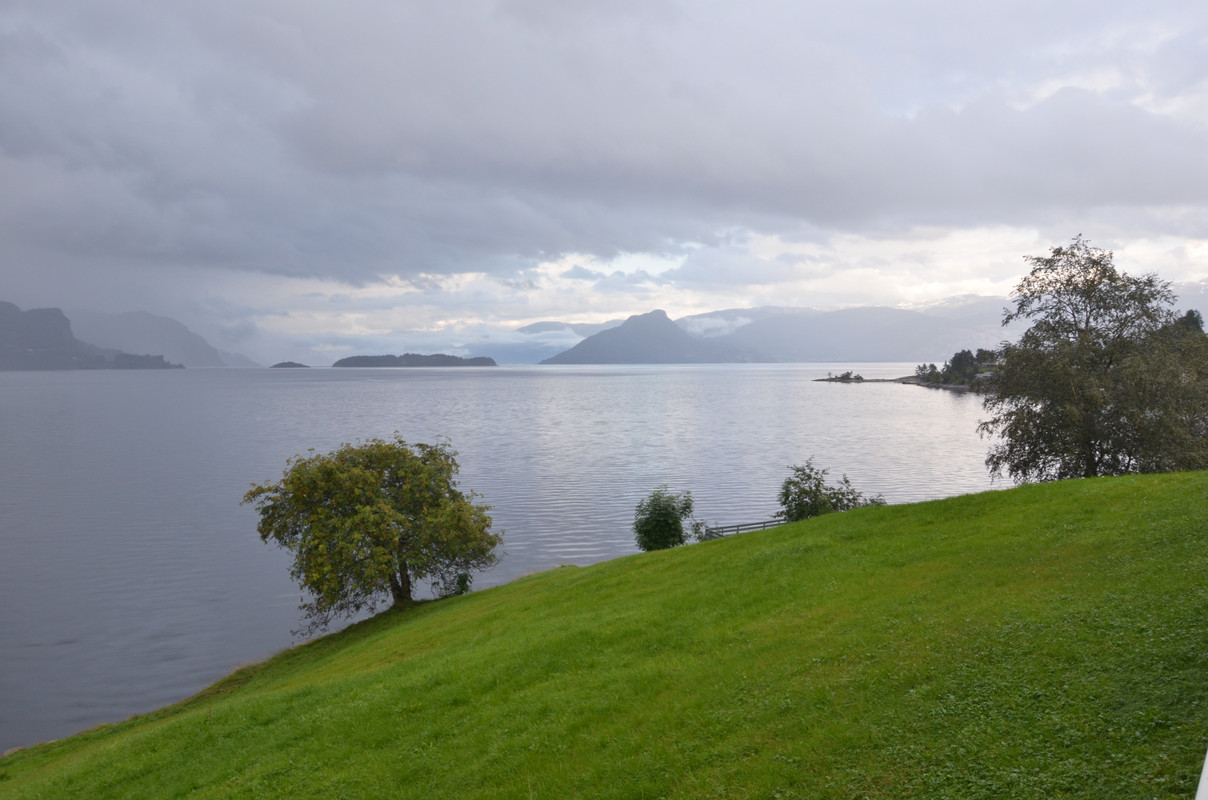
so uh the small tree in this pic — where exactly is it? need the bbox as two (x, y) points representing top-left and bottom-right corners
(776, 460), (883, 522)
(1176, 309), (1205, 334)
(634, 486), (694, 551)
(243, 435), (501, 634)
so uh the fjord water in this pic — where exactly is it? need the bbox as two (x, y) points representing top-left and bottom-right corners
(0, 364), (994, 751)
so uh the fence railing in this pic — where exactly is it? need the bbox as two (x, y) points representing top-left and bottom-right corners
(701, 519), (781, 540)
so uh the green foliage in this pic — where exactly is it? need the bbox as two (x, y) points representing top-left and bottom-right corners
(9, 473), (1208, 799)
(915, 362), (940, 381)
(1176, 308), (1205, 334)
(979, 236), (1208, 481)
(943, 348), (978, 384)
(916, 349), (996, 386)
(775, 459), (883, 522)
(243, 435), (500, 633)
(633, 485), (694, 551)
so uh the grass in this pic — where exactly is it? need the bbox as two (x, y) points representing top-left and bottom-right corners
(3, 472), (1208, 798)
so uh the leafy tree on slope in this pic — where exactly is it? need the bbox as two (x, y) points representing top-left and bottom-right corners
(776, 460), (884, 522)
(244, 435), (501, 634)
(979, 236), (1208, 481)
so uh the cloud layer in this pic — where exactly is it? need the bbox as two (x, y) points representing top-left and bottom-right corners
(2, 0), (1206, 361)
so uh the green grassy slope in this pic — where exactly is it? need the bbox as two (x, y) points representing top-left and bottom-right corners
(3, 473), (1208, 799)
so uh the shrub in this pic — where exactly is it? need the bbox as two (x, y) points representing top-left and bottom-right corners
(634, 486), (695, 551)
(776, 460), (883, 522)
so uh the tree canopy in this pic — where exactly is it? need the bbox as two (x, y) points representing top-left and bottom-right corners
(979, 236), (1208, 482)
(243, 436), (500, 633)
(915, 348), (996, 387)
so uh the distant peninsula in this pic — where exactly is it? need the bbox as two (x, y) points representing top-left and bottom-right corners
(331, 354), (497, 368)
(1, 301), (184, 370)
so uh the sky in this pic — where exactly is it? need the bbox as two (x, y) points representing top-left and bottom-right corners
(2, 0), (1207, 364)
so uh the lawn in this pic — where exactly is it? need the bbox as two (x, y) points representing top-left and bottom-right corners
(2, 472), (1207, 798)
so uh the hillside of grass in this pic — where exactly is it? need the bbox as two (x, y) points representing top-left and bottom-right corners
(3, 473), (1208, 799)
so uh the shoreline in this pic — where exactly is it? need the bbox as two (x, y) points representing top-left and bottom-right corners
(814, 375), (979, 392)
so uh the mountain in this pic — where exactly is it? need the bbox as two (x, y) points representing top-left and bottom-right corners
(499, 318), (629, 363)
(540, 309), (766, 364)
(911, 294), (1011, 324)
(216, 349), (261, 368)
(67, 310), (258, 368)
(0, 302), (181, 370)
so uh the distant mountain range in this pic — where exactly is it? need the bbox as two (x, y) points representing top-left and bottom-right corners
(532, 284), (1208, 365)
(10, 282), (1203, 368)
(535, 298), (1023, 365)
(705, 305), (1008, 362)
(0, 302), (183, 370)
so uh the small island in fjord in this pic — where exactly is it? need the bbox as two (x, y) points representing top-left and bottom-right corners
(331, 353), (497, 368)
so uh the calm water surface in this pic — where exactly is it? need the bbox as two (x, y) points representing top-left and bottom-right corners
(0, 364), (997, 750)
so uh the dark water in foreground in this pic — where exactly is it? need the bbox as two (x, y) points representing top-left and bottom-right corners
(0, 364), (997, 751)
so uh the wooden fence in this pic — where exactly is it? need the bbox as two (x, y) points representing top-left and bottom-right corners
(701, 519), (781, 540)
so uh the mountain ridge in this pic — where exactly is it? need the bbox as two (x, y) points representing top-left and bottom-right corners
(0, 302), (182, 370)
(539, 309), (766, 364)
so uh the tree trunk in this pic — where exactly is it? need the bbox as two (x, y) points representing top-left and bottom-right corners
(389, 567), (413, 607)
(1082, 437), (1099, 478)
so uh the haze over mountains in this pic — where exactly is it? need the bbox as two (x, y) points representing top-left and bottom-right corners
(0, 302), (182, 370)
(7, 282), (1205, 368)
(531, 283), (1208, 364)
(692, 305), (1005, 362)
(67, 310), (259, 368)
(536, 298), (1020, 365)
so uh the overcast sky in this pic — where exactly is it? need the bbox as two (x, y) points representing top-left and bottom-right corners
(2, 0), (1207, 363)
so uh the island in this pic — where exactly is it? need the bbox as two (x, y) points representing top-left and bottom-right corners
(331, 354), (497, 368)
(815, 370), (865, 382)
(270, 361), (310, 368)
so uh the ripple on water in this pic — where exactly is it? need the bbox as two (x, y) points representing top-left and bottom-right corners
(0, 364), (997, 751)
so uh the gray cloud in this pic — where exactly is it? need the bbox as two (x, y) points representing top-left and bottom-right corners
(562, 265), (606, 281)
(2, 0), (1206, 359)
